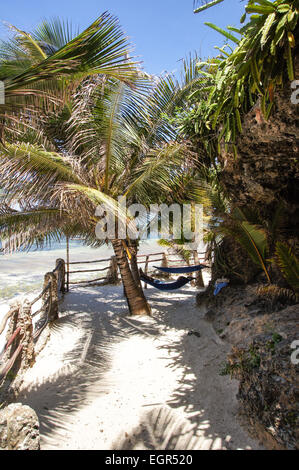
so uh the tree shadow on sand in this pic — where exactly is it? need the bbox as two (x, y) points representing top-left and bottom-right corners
(111, 286), (262, 450)
(18, 285), (261, 450)
(18, 285), (160, 447)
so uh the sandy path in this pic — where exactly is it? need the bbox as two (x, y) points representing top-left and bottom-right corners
(18, 284), (263, 450)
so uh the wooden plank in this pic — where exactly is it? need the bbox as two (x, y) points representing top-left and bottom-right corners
(136, 252), (164, 258)
(144, 256), (149, 289)
(69, 277), (108, 285)
(68, 266), (109, 274)
(68, 257), (111, 265)
(137, 258), (163, 264)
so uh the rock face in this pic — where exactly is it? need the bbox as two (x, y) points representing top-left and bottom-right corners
(231, 327), (299, 450)
(219, 79), (299, 233)
(198, 284), (299, 450)
(0, 403), (40, 450)
(213, 58), (299, 284)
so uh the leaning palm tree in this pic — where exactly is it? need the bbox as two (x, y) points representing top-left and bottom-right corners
(0, 18), (204, 315)
(0, 79), (198, 315)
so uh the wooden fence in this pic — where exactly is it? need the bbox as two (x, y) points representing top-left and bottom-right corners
(0, 259), (65, 386)
(0, 250), (208, 387)
(66, 250), (207, 290)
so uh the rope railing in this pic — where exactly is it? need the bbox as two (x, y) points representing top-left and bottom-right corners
(68, 257), (111, 265)
(0, 249), (209, 387)
(68, 267), (110, 274)
(0, 306), (19, 337)
(66, 255), (118, 288)
(29, 282), (51, 308)
(0, 258), (66, 387)
(65, 250), (209, 289)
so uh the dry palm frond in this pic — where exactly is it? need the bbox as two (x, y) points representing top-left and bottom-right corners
(275, 242), (299, 293)
(256, 285), (299, 303)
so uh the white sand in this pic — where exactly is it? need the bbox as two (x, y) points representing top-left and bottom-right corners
(18, 283), (263, 450)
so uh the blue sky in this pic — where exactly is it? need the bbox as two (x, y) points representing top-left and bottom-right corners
(0, 0), (245, 76)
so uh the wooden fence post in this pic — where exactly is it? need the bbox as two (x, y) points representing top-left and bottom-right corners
(55, 258), (65, 293)
(1, 303), (20, 365)
(0, 300), (34, 385)
(18, 300), (35, 370)
(43, 272), (58, 322)
(107, 256), (118, 284)
(161, 252), (170, 278)
(144, 256), (149, 289)
(66, 236), (70, 292)
(193, 250), (204, 288)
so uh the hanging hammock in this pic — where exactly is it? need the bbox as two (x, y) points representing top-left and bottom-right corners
(153, 264), (207, 274)
(139, 269), (193, 291)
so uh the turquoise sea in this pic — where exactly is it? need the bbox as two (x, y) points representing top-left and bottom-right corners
(0, 239), (164, 305)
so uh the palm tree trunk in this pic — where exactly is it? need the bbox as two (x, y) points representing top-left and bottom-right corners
(111, 239), (151, 316)
(128, 240), (141, 287)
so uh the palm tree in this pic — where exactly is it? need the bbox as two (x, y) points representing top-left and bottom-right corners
(0, 19), (203, 315)
(0, 12), (141, 141)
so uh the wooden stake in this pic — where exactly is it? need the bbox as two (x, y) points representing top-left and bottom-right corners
(193, 250), (204, 288)
(66, 236), (70, 292)
(161, 252), (170, 278)
(144, 256), (149, 289)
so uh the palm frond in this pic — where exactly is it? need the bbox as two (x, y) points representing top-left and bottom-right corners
(124, 142), (193, 204)
(275, 242), (299, 292)
(193, 0), (224, 14)
(221, 219), (271, 283)
(0, 142), (81, 202)
(4, 12), (138, 95)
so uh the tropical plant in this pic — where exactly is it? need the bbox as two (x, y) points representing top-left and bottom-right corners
(0, 13), (141, 140)
(211, 208), (271, 282)
(177, 0), (299, 293)
(275, 242), (299, 292)
(181, 0), (299, 166)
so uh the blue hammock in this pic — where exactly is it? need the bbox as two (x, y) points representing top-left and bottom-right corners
(154, 264), (206, 274)
(140, 270), (193, 291)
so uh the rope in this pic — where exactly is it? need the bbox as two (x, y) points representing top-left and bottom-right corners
(33, 294), (52, 340)
(68, 266), (109, 274)
(68, 276), (108, 285)
(68, 257), (111, 265)
(0, 326), (21, 362)
(29, 282), (51, 307)
(0, 343), (23, 382)
(0, 306), (19, 337)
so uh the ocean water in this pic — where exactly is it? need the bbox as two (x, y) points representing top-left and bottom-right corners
(0, 239), (164, 306)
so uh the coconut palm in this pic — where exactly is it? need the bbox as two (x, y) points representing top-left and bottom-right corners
(0, 12), (141, 142)
(0, 21), (205, 315)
